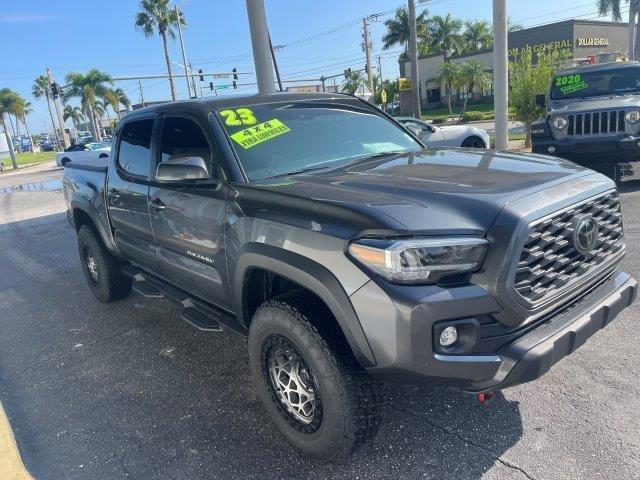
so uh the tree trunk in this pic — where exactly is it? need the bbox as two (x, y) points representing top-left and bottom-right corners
(45, 94), (62, 150)
(447, 81), (454, 121)
(86, 105), (98, 141)
(1, 115), (18, 169)
(525, 120), (532, 149)
(162, 32), (177, 101)
(630, 3), (638, 61)
(7, 114), (16, 138)
(23, 117), (35, 155)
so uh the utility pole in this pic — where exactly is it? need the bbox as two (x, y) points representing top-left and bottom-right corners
(245, 0), (276, 95)
(493, 0), (509, 150)
(363, 17), (374, 97)
(47, 67), (69, 148)
(188, 62), (198, 98)
(175, 4), (192, 99)
(377, 56), (383, 84)
(408, 0), (421, 119)
(138, 80), (145, 107)
(321, 76), (326, 93)
(269, 34), (284, 92)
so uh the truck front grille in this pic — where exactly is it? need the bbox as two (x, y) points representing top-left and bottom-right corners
(514, 191), (624, 304)
(567, 110), (626, 137)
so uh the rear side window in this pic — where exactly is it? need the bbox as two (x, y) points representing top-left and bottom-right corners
(118, 119), (154, 178)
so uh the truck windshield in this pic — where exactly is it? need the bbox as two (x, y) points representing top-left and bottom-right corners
(551, 67), (640, 100)
(215, 100), (422, 181)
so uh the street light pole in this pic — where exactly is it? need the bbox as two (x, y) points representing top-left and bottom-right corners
(408, 0), (421, 119)
(175, 4), (192, 99)
(47, 67), (70, 148)
(363, 17), (374, 96)
(245, 0), (276, 95)
(493, 0), (509, 150)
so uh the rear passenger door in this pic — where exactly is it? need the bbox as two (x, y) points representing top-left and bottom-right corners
(107, 116), (157, 272)
(148, 114), (231, 309)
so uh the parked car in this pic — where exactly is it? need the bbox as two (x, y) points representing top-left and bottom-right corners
(40, 139), (55, 152)
(55, 142), (111, 166)
(63, 93), (636, 461)
(533, 61), (640, 180)
(395, 116), (490, 148)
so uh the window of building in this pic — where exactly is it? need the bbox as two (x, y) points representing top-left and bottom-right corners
(118, 119), (154, 178)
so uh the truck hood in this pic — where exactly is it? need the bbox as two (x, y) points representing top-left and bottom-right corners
(548, 94), (639, 114)
(251, 149), (593, 236)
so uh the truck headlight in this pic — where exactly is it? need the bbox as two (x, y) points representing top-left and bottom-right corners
(348, 237), (488, 284)
(552, 116), (568, 130)
(625, 109), (640, 124)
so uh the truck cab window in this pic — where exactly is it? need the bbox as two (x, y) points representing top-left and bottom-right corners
(118, 119), (154, 178)
(159, 117), (217, 178)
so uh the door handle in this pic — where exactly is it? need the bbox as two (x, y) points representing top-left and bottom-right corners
(109, 188), (121, 200)
(148, 198), (166, 212)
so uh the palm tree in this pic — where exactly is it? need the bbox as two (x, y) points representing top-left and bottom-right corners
(0, 88), (19, 169)
(436, 61), (463, 121)
(103, 89), (121, 120)
(64, 105), (84, 137)
(116, 88), (132, 112)
(597, 0), (639, 60)
(64, 69), (113, 141)
(13, 97), (36, 155)
(462, 20), (493, 53)
(33, 75), (62, 150)
(135, 0), (185, 101)
(341, 70), (366, 95)
(382, 7), (431, 54)
(458, 60), (492, 116)
(430, 14), (463, 60)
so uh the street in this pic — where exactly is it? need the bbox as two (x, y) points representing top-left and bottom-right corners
(0, 163), (639, 480)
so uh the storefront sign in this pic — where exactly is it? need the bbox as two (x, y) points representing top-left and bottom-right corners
(398, 78), (412, 91)
(508, 39), (572, 57)
(577, 38), (610, 47)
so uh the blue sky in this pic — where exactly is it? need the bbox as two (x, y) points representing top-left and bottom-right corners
(0, 0), (616, 134)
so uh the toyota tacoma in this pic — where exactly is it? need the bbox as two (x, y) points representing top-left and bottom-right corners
(63, 92), (636, 461)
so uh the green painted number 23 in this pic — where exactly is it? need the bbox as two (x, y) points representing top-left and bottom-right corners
(220, 108), (257, 126)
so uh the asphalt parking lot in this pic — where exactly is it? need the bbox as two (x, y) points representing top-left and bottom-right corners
(1, 163), (639, 480)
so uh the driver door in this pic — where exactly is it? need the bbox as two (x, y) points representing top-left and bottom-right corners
(148, 113), (231, 309)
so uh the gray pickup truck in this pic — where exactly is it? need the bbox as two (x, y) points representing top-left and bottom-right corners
(532, 61), (640, 180)
(63, 92), (636, 461)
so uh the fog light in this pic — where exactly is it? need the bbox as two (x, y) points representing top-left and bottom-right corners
(439, 326), (458, 347)
(548, 146), (556, 154)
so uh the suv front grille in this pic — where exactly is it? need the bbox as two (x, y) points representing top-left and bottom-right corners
(567, 110), (626, 137)
(514, 191), (624, 304)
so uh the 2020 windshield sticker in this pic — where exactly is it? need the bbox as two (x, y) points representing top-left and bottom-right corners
(556, 74), (588, 95)
(230, 119), (290, 149)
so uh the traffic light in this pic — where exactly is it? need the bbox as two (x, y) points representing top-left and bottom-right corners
(232, 68), (238, 81)
(364, 64), (368, 73)
(198, 69), (204, 82)
(50, 82), (59, 99)
(232, 81), (237, 90)
(209, 82), (214, 92)
(344, 68), (352, 79)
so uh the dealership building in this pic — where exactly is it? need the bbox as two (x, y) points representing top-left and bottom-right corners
(400, 19), (630, 111)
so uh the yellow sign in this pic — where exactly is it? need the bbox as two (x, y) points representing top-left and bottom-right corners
(219, 108), (257, 126)
(230, 119), (290, 149)
(508, 39), (572, 57)
(577, 38), (609, 47)
(381, 90), (387, 103)
(398, 78), (412, 92)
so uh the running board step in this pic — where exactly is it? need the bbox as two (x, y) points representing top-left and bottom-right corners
(132, 278), (164, 299)
(181, 306), (223, 332)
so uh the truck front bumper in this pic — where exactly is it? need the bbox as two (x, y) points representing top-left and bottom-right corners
(532, 135), (640, 162)
(352, 271), (637, 393)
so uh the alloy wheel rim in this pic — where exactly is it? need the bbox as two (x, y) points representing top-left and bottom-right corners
(84, 246), (99, 284)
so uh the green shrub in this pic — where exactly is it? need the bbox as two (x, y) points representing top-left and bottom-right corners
(461, 111), (486, 122)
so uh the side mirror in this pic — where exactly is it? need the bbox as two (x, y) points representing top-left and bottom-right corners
(535, 94), (546, 108)
(406, 125), (425, 139)
(156, 156), (210, 183)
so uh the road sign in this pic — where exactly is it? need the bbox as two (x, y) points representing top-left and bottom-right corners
(398, 78), (412, 92)
(381, 90), (387, 103)
(216, 85), (230, 90)
(213, 74), (229, 79)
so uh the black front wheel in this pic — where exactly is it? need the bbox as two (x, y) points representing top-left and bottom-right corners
(461, 136), (486, 148)
(248, 292), (383, 462)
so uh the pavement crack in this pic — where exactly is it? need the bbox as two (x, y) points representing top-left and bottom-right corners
(1, 328), (139, 381)
(394, 406), (537, 480)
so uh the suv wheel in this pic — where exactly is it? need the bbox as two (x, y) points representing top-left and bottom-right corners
(248, 292), (383, 462)
(77, 225), (132, 303)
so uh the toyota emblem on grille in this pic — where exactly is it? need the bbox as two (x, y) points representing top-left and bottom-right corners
(573, 215), (599, 255)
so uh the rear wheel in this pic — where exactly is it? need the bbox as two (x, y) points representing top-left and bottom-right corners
(77, 225), (132, 302)
(461, 136), (486, 148)
(248, 292), (383, 462)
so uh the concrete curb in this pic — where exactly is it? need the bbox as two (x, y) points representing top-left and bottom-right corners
(0, 401), (33, 480)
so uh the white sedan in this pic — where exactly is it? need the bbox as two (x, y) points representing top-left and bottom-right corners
(55, 142), (111, 166)
(395, 117), (490, 149)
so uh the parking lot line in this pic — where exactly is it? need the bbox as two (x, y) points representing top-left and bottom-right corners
(0, 401), (33, 480)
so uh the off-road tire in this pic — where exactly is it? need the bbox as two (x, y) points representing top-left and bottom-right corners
(77, 225), (132, 303)
(248, 291), (383, 462)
